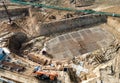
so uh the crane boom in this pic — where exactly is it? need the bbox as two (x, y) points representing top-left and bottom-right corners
(2, 1), (12, 24)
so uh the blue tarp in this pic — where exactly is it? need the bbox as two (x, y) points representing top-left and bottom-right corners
(0, 48), (6, 61)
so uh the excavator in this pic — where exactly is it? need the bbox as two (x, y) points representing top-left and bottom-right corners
(2, 1), (21, 28)
(2, 1), (12, 24)
(33, 66), (58, 81)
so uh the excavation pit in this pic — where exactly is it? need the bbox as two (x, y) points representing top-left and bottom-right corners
(8, 32), (28, 55)
(44, 26), (114, 59)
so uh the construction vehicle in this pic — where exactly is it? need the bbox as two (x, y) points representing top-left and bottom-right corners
(0, 47), (26, 72)
(2, 1), (21, 28)
(2, 1), (12, 24)
(33, 66), (58, 81)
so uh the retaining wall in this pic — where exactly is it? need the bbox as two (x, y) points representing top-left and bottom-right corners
(75, 0), (95, 7)
(0, 8), (29, 20)
(39, 15), (107, 35)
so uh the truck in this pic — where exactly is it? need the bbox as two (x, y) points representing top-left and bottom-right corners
(0, 47), (25, 72)
(33, 66), (58, 81)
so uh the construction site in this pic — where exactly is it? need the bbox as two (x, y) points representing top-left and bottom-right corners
(0, 0), (120, 83)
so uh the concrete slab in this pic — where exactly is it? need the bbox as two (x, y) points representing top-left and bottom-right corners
(45, 26), (114, 59)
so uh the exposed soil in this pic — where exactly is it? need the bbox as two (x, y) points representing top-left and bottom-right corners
(0, 0), (120, 83)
